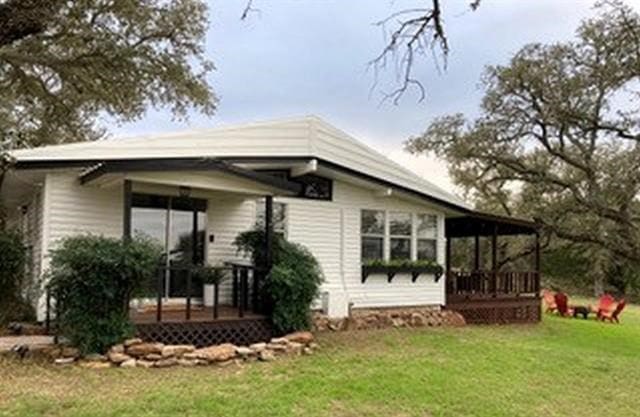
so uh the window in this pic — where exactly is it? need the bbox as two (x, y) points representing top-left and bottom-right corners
(389, 212), (412, 260)
(361, 210), (385, 261)
(256, 200), (287, 236)
(417, 214), (438, 261)
(296, 174), (333, 200)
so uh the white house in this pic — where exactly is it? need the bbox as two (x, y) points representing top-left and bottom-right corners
(2, 116), (540, 335)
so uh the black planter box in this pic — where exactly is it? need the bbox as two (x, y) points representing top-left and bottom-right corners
(361, 264), (444, 283)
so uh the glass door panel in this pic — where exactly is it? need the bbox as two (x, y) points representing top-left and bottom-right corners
(130, 193), (207, 300)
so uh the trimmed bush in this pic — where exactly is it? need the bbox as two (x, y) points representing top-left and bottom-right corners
(234, 229), (323, 334)
(47, 235), (160, 354)
(0, 229), (30, 325)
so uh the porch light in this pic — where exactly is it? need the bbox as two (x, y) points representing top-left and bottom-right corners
(179, 186), (191, 197)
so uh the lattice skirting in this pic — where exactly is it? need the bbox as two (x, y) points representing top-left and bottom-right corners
(446, 297), (541, 325)
(135, 319), (273, 347)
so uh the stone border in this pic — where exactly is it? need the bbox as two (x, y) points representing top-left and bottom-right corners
(49, 331), (317, 369)
(312, 307), (466, 332)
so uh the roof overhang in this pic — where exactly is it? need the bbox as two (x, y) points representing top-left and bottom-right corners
(75, 158), (302, 195)
(15, 155), (472, 213)
(446, 211), (539, 238)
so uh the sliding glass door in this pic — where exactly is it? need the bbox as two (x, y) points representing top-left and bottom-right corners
(131, 193), (207, 299)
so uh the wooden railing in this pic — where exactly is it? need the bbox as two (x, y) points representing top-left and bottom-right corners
(153, 261), (266, 322)
(446, 270), (540, 298)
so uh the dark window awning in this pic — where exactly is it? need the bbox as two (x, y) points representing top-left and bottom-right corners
(446, 211), (539, 238)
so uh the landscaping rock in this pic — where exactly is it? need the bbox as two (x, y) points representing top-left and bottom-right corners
(107, 352), (131, 364)
(303, 347), (313, 355)
(235, 346), (253, 358)
(54, 357), (76, 365)
(144, 353), (163, 361)
(120, 359), (137, 368)
(154, 357), (178, 368)
(109, 344), (125, 354)
(266, 343), (287, 352)
(136, 359), (154, 369)
(258, 350), (275, 362)
(269, 337), (288, 345)
(284, 331), (314, 345)
(194, 343), (237, 362)
(126, 342), (164, 357)
(177, 358), (198, 367)
(123, 338), (143, 347)
(249, 342), (266, 352)
(161, 344), (195, 358)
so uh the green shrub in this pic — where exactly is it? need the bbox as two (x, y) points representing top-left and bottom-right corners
(234, 229), (323, 334)
(47, 235), (160, 354)
(0, 229), (30, 325)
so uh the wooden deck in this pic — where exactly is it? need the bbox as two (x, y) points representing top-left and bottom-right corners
(131, 304), (272, 347)
(445, 270), (541, 324)
(130, 304), (265, 324)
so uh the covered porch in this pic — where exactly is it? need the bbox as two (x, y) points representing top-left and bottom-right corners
(84, 158), (296, 346)
(445, 212), (541, 324)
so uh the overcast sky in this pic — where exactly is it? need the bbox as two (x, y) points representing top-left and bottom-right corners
(111, 0), (625, 192)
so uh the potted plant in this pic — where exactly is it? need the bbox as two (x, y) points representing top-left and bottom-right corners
(194, 265), (227, 307)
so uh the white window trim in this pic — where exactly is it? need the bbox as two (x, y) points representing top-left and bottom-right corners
(360, 209), (440, 263)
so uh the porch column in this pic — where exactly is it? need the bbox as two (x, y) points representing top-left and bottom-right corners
(474, 234), (480, 271)
(491, 224), (498, 295)
(264, 195), (273, 271)
(123, 179), (132, 241)
(534, 231), (541, 293)
(445, 237), (451, 276)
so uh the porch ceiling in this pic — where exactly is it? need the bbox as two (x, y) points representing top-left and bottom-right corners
(446, 211), (539, 238)
(79, 158), (302, 196)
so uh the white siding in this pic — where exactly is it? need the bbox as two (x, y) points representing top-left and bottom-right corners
(206, 193), (256, 302)
(44, 171), (123, 254)
(33, 171), (447, 319)
(279, 179), (447, 310)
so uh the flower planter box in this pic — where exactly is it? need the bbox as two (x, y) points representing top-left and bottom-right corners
(361, 264), (444, 283)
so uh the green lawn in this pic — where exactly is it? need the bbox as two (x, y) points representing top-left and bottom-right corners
(1, 304), (639, 417)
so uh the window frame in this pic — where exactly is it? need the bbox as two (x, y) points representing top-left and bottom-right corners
(388, 211), (412, 261)
(416, 213), (438, 262)
(360, 209), (439, 264)
(360, 209), (386, 261)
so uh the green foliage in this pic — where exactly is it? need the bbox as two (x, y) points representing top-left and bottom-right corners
(47, 235), (161, 354)
(193, 264), (228, 285)
(406, 2), (640, 295)
(362, 258), (442, 272)
(234, 229), (323, 334)
(0, 0), (215, 148)
(0, 228), (32, 324)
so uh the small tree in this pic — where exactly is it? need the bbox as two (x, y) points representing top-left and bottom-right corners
(47, 235), (160, 354)
(234, 229), (323, 334)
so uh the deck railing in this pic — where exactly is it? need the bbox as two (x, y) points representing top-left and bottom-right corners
(152, 261), (266, 323)
(446, 270), (540, 298)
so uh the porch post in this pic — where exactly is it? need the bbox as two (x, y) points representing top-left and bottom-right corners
(491, 224), (498, 296)
(474, 234), (480, 271)
(445, 237), (451, 276)
(534, 231), (541, 293)
(123, 179), (132, 241)
(265, 196), (273, 271)
(445, 237), (452, 295)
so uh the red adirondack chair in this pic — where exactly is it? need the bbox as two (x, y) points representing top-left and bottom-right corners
(593, 294), (616, 320)
(601, 299), (626, 323)
(554, 292), (572, 317)
(542, 289), (557, 313)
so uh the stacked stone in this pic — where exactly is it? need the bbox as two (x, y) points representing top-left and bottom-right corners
(53, 331), (317, 368)
(312, 308), (466, 332)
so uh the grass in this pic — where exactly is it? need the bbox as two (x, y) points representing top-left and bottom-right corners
(1, 303), (639, 417)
